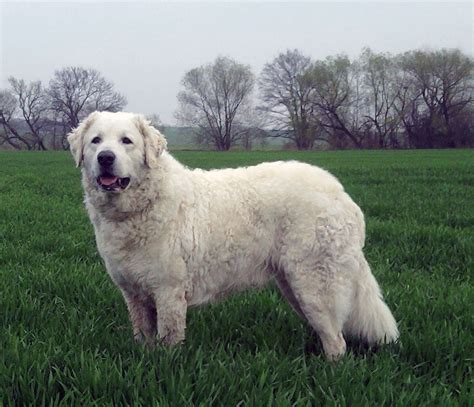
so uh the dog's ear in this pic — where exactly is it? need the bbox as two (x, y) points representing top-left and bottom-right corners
(67, 112), (99, 167)
(135, 115), (167, 168)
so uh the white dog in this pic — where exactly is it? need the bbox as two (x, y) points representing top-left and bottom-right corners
(68, 111), (398, 360)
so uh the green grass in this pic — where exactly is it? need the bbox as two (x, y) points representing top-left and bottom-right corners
(0, 149), (473, 406)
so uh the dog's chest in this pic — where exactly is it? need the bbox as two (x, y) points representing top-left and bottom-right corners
(93, 216), (160, 290)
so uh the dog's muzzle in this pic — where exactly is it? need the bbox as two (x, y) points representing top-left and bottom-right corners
(96, 151), (130, 191)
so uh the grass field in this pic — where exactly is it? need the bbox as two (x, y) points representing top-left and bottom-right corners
(0, 149), (473, 406)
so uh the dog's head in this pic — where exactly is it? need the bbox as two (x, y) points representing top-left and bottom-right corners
(68, 111), (167, 193)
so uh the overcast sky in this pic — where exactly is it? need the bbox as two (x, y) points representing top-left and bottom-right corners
(1, 1), (472, 124)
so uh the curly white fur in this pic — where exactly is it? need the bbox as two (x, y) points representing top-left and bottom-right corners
(68, 111), (399, 360)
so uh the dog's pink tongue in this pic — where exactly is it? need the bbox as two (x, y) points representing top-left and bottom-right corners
(100, 176), (118, 186)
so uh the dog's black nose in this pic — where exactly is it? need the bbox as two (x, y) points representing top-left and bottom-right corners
(98, 150), (116, 167)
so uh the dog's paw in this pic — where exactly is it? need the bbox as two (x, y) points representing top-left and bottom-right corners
(134, 331), (156, 347)
(160, 330), (185, 346)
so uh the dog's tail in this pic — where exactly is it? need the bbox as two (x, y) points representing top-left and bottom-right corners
(344, 256), (399, 345)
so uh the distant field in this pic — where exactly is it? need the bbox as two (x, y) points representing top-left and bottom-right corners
(161, 126), (287, 150)
(0, 149), (473, 405)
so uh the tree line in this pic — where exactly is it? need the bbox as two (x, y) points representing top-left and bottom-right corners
(179, 48), (474, 150)
(1, 47), (473, 151)
(0, 67), (126, 150)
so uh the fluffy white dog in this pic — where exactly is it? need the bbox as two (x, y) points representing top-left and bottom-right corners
(68, 111), (398, 360)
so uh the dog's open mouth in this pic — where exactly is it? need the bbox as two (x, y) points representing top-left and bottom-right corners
(97, 175), (130, 191)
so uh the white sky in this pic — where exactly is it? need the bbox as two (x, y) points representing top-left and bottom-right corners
(1, 1), (473, 124)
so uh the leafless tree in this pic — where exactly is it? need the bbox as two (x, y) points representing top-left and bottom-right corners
(434, 50), (474, 146)
(259, 49), (319, 150)
(177, 56), (255, 151)
(8, 77), (50, 150)
(397, 49), (474, 147)
(48, 67), (127, 134)
(308, 55), (367, 148)
(359, 49), (403, 148)
(0, 90), (35, 150)
(391, 62), (424, 148)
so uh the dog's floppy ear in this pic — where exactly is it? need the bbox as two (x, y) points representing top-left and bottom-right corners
(67, 112), (99, 167)
(135, 115), (167, 168)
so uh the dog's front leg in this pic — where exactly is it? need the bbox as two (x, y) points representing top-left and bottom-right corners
(121, 289), (157, 345)
(153, 286), (187, 346)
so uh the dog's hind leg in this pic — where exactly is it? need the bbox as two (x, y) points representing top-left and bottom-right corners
(274, 272), (307, 321)
(280, 255), (356, 361)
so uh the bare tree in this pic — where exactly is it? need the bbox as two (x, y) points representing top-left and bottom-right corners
(397, 49), (474, 147)
(48, 67), (127, 134)
(359, 49), (403, 148)
(391, 60), (424, 148)
(0, 90), (35, 150)
(8, 77), (50, 150)
(435, 50), (474, 146)
(308, 55), (367, 148)
(259, 49), (318, 150)
(177, 56), (255, 151)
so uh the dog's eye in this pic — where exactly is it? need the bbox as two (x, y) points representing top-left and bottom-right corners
(91, 136), (101, 144)
(122, 137), (133, 145)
